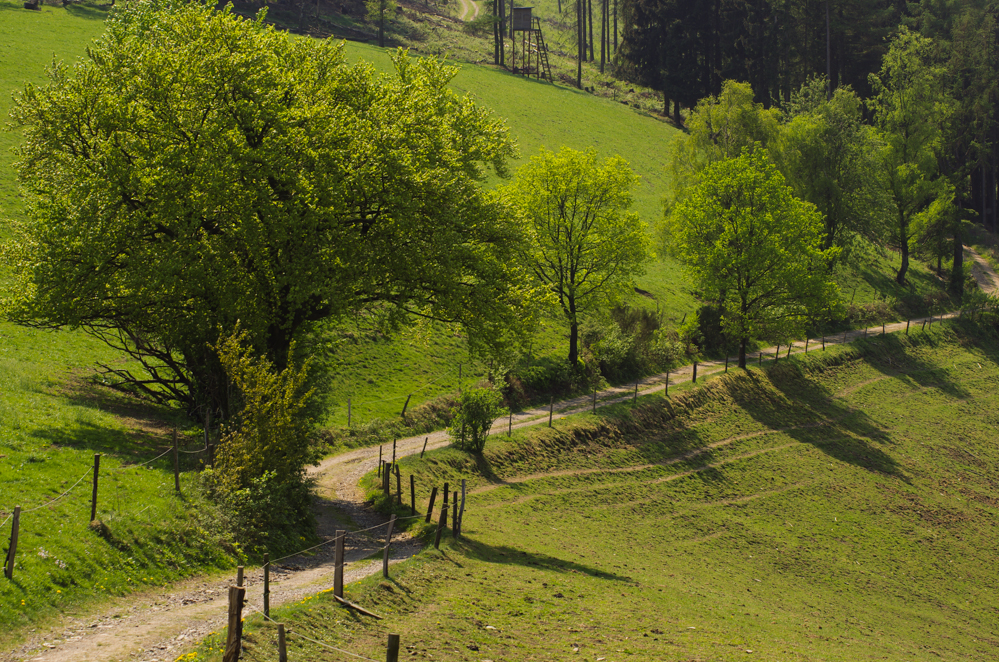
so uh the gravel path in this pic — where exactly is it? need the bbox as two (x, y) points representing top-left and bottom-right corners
(6, 247), (995, 662)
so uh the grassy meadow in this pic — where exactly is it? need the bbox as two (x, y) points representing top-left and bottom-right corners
(189, 320), (999, 661)
(0, 4), (983, 655)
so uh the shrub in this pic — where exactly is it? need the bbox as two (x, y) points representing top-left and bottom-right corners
(448, 387), (506, 453)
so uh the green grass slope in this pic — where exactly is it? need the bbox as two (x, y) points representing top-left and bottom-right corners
(197, 321), (999, 661)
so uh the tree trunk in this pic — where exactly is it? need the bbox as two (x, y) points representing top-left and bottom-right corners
(896, 232), (910, 284)
(576, 0), (583, 88)
(599, 0), (605, 73)
(950, 221), (965, 300)
(613, 0), (617, 52)
(493, 0), (499, 63)
(673, 100), (681, 125)
(739, 336), (747, 369)
(588, 0), (594, 61)
(568, 319), (579, 365)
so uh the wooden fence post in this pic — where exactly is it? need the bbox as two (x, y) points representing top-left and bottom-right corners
(4, 506), (20, 580)
(804, 338), (809, 353)
(235, 567), (244, 646)
(395, 464), (402, 505)
(822, 336), (825, 350)
(634, 382), (638, 403)
(334, 529), (345, 598)
(223, 585), (245, 662)
(592, 388), (596, 412)
(548, 397), (554, 428)
(786, 344), (791, 358)
(882, 322), (886, 335)
(90, 454), (101, 523)
(775, 344), (780, 363)
(378, 446), (382, 477)
(278, 623), (287, 662)
(386, 633), (401, 662)
(410, 475), (416, 516)
(383, 515), (396, 578)
(906, 319), (910, 335)
(172, 429), (180, 493)
(434, 488), (449, 549)
(452, 491), (458, 538)
(922, 318), (927, 331)
(425, 486), (438, 523)
(401, 395), (412, 418)
(508, 411), (513, 437)
(458, 480), (466, 537)
(724, 354), (729, 372)
(392, 439), (397, 465)
(347, 397), (351, 428)
(421, 437), (428, 458)
(665, 370), (669, 396)
(692, 361), (697, 382)
(263, 553), (270, 618)
(758, 352), (762, 366)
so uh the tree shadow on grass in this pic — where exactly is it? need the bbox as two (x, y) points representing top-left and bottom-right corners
(448, 536), (635, 583)
(66, 2), (109, 20)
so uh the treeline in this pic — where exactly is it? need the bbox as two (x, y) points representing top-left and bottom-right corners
(616, 0), (999, 237)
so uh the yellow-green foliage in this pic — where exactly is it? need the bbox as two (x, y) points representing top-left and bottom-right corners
(215, 330), (316, 493)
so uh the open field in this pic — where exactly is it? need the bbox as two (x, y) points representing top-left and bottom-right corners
(186, 320), (999, 661)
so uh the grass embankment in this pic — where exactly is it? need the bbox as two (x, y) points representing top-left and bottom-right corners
(197, 321), (999, 661)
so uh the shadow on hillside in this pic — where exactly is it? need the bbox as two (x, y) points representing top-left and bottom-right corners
(452, 536), (634, 583)
(723, 367), (906, 479)
(847, 332), (972, 401)
(66, 3), (109, 20)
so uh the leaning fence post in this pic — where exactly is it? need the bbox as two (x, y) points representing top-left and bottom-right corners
(223, 585), (246, 662)
(775, 344), (780, 363)
(383, 515), (396, 579)
(548, 397), (554, 428)
(906, 319), (910, 335)
(425, 486), (438, 523)
(386, 633), (401, 662)
(724, 354), (729, 372)
(378, 445), (382, 477)
(922, 318), (927, 331)
(4, 506), (20, 580)
(263, 553), (270, 618)
(172, 429), (180, 493)
(452, 491), (458, 538)
(334, 529), (345, 598)
(804, 338), (809, 353)
(90, 454), (101, 523)
(787, 343), (792, 359)
(401, 395), (412, 418)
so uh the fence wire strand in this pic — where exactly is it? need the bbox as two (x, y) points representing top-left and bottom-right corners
(20, 467), (92, 514)
(257, 611), (381, 662)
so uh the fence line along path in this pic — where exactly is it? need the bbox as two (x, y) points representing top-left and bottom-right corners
(10, 247), (995, 662)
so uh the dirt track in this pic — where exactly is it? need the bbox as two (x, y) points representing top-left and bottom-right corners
(6, 247), (995, 662)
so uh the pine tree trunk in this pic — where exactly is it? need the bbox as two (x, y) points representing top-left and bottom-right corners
(588, 0), (594, 61)
(576, 0), (583, 88)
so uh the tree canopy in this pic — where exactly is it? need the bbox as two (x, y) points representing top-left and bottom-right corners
(6, 0), (535, 419)
(664, 149), (840, 367)
(504, 147), (651, 366)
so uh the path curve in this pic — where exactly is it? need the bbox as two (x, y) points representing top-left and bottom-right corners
(457, 0), (479, 21)
(7, 247), (996, 661)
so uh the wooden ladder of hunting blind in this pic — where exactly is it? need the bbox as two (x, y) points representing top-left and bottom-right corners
(532, 17), (554, 83)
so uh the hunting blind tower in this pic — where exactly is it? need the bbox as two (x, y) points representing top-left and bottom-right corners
(509, 7), (553, 83)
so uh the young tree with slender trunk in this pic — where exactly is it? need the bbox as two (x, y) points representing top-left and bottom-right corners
(504, 148), (651, 366)
(868, 28), (953, 285)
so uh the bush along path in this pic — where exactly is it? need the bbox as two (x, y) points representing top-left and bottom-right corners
(7, 248), (995, 662)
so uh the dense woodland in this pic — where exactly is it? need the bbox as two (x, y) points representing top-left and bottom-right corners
(613, 0), (999, 236)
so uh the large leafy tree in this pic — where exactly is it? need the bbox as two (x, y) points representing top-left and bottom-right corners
(665, 149), (840, 368)
(504, 147), (651, 366)
(6, 1), (534, 419)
